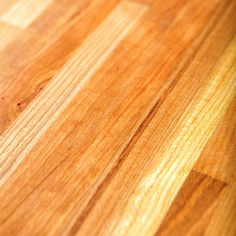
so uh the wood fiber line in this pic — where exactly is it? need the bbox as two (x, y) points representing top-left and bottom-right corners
(76, 30), (236, 236)
(0, 1), (147, 186)
(156, 170), (226, 236)
(0, 0), (54, 28)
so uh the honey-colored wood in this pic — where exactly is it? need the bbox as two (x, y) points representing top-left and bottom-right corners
(0, 0), (147, 185)
(0, 22), (19, 51)
(0, 0), (54, 28)
(156, 170), (226, 236)
(194, 99), (236, 184)
(0, 0), (235, 235)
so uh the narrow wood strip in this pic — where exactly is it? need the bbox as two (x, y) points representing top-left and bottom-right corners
(0, 0), (54, 28)
(0, 1), (147, 185)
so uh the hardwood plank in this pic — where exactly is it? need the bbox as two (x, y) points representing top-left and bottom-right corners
(0, 0), (235, 235)
(0, 0), (234, 235)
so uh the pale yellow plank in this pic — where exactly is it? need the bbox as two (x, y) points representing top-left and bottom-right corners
(0, 0), (54, 28)
(0, 0), (147, 186)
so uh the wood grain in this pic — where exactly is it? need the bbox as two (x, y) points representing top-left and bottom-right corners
(0, 0), (147, 186)
(75, 33), (236, 236)
(194, 98), (236, 184)
(0, 0), (235, 235)
(0, 0), (119, 134)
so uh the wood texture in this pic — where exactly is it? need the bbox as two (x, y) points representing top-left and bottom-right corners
(0, 0), (147, 185)
(0, 0), (235, 235)
(0, 0), (54, 28)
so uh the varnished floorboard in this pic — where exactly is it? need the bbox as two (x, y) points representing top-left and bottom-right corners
(0, 0), (235, 235)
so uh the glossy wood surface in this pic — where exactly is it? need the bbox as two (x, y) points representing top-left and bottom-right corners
(0, 0), (235, 235)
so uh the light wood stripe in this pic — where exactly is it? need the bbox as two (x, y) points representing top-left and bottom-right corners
(0, 1), (147, 186)
(119, 37), (236, 236)
(0, 0), (54, 28)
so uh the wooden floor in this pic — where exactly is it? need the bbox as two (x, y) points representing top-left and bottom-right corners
(0, 0), (235, 235)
